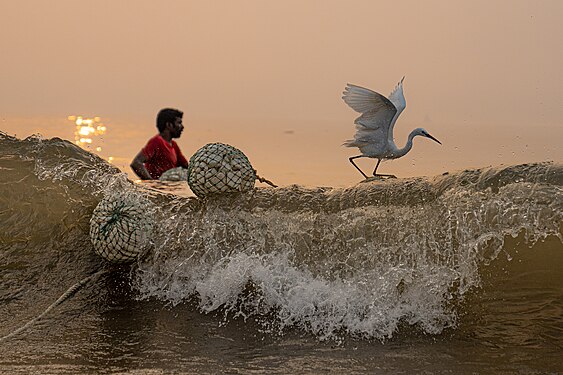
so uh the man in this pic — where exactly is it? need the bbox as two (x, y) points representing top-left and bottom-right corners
(130, 108), (189, 180)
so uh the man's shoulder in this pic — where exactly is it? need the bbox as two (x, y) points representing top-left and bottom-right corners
(147, 134), (164, 143)
(145, 134), (166, 147)
(143, 134), (165, 155)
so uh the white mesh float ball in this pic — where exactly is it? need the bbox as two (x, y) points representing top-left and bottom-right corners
(187, 143), (256, 198)
(89, 193), (154, 263)
(159, 166), (188, 181)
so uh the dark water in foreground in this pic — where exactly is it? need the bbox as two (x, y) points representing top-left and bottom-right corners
(0, 133), (562, 374)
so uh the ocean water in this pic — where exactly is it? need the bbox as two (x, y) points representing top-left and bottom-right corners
(0, 132), (562, 374)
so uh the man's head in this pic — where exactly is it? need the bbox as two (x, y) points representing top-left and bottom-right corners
(156, 108), (184, 138)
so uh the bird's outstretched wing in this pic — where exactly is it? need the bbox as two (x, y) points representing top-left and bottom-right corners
(342, 84), (397, 130)
(342, 84), (396, 115)
(386, 77), (407, 142)
(342, 83), (397, 142)
(387, 77), (406, 116)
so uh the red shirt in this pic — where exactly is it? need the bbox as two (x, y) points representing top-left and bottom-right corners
(142, 135), (188, 179)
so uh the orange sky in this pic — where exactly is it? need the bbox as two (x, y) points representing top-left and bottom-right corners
(1, 1), (562, 187)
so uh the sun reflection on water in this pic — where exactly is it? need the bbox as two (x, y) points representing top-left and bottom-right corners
(68, 115), (114, 163)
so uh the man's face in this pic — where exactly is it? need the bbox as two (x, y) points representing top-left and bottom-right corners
(169, 117), (184, 138)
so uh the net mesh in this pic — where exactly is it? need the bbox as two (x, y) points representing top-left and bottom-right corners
(89, 193), (154, 263)
(187, 143), (256, 198)
(159, 167), (188, 181)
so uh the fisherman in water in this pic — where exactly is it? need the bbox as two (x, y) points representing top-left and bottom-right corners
(130, 108), (189, 180)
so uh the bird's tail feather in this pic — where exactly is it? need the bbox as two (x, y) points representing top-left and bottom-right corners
(342, 139), (358, 147)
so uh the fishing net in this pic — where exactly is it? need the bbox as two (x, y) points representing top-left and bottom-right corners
(187, 143), (257, 198)
(89, 193), (154, 263)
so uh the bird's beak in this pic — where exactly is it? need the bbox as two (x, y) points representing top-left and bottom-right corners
(400, 76), (405, 83)
(426, 133), (442, 145)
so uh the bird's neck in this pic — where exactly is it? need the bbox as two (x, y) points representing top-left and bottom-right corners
(395, 130), (418, 158)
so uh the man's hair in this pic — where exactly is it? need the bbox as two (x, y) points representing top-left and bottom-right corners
(156, 108), (183, 132)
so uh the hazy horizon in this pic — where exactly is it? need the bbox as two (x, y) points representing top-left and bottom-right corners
(2, 0), (562, 187)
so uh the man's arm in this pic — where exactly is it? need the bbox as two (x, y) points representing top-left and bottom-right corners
(130, 151), (153, 180)
(178, 154), (189, 168)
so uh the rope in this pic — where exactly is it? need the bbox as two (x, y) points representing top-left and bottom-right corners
(0, 268), (109, 342)
(255, 172), (277, 188)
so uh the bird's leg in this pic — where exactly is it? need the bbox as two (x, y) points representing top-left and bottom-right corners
(349, 156), (368, 179)
(372, 159), (397, 179)
(372, 159), (381, 176)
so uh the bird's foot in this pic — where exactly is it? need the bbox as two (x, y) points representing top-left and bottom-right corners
(374, 174), (397, 179)
(361, 176), (385, 183)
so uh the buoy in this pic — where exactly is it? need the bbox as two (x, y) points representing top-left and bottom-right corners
(159, 166), (188, 181)
(187, 143), (258, 198)
(89, 193), (154, 263)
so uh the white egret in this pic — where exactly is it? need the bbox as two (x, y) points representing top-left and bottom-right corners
(342, 77), (441, 179)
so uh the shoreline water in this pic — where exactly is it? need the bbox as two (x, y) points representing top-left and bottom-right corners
(0, 134), (561, 373)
